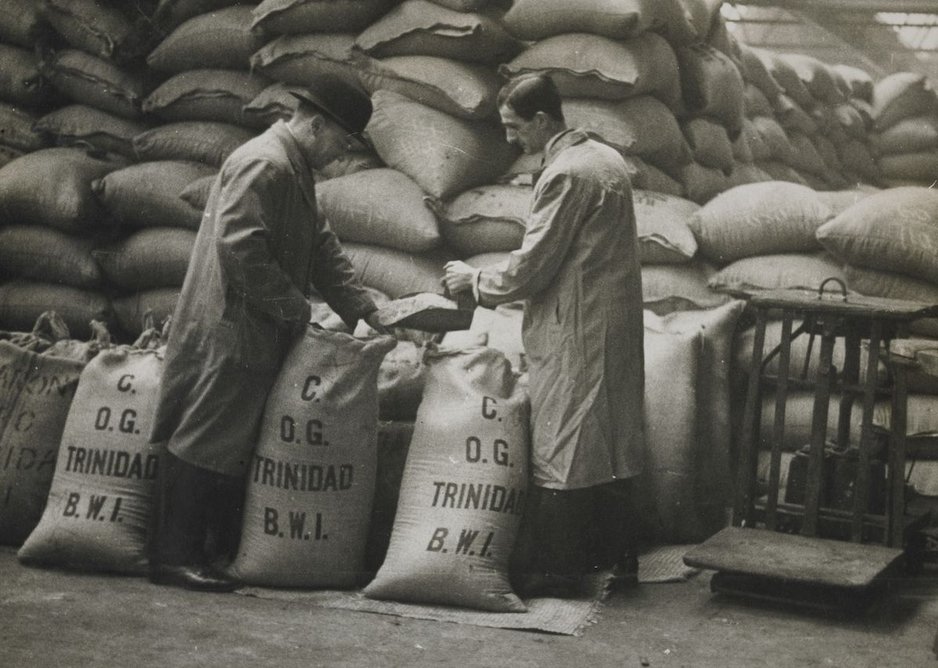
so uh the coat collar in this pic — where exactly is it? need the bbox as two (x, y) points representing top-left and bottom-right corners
(542, 128), (589, 169)
(272, 120), (317, 207)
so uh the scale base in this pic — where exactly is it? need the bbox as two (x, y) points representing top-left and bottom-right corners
(709, 571), (888, 614)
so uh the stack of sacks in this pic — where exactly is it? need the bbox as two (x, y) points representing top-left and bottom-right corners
(732, 187), (938, 503)
(0, 147), (125, 338)
(0, 0), (50, 166)
(734, 43), (796, 186)
(816, 187), (938, 339)
(499, 0), (702, 198)
(829, 63), (880, 187)
(144, 10), (269, 130)
(690, 180), (840, 446)
(250, 0), (516, 297)
(673, 10), (745, 203)
(690, 181), (842, 298)
(34, 0), (155, 159)
(1, 1), (159, 340)
(735, 44), (880, 190)
(1, 1), (160, 337)
(351, 1), (523, 294)
(89, 2), (265, 338)
(91, 160), (213, 338)
(869, 73), (938, 188)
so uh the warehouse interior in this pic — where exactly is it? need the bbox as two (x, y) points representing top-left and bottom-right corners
(2, 0), (938, 665)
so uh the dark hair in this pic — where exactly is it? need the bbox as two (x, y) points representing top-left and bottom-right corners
(497, 74), (564, 123)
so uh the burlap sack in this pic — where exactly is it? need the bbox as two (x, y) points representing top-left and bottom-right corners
(0, 226), (103, 289)
(34, 105), (148, 159)
(675, 43), (745, 137)
(147, 6), (264, 74)
(142, 70), (270, 126)
(0, 0), (45, 48)
(708, 252), (846, 294)
(317, 168), (442, 252)
(93, 160), (216, 229)
(0, 327), (88, 545)
(250, 34), (365, 93)
(93, 227), (196, 292)
(43, 0), (141, 62)
(229, 328), (395, 587)
(561, 96), (691, 175)
(251, 0), (393, 34)
(0, 103), (44, 153)
(633, 189), (699, 264)
(0, 282), (113, 347)
(132, 121), (254, 167)
(688, 181), (832, 264)
(500, 32), (681, 108)
(18, 343), (165, 573)
(41, 49), (146, 120)
(356, 0), (520, 65)
(503, 0), (696, 43)
(342, 243), (454, 299)
(0, 148), (126, 233)
(366, 90), (517, 200)
(358, 55), (502, 120)
(817, 187), (938, 286)
(364, 346), (529, 612)
(641, 261), (729, 314)
(429, 184), (528, 258)
(111, 288), (180, 339)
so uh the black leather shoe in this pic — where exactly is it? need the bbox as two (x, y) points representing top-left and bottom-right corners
(149, 564), (239, 593)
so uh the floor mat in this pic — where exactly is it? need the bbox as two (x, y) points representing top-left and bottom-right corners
(237, 572), (612, 637)
(638, 544), (701, 584)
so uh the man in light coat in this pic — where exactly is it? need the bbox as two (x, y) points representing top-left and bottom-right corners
(148, 77), (386, 591)
(444, 74), (645, 594)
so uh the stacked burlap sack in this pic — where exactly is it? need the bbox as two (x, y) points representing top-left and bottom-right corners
(869, 72), (938, 187)
(95, 1), (267, 337)
(0, 1), (154, 338)
(715, 185), (938, 502)
(732, 43), (882, 190)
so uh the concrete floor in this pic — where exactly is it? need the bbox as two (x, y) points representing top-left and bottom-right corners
(1, 546), (937, 668)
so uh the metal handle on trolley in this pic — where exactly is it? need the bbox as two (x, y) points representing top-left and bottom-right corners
(817, 277), (848, 303)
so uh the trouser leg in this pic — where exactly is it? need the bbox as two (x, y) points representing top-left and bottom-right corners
(586, 478), (639, 573)
(203, 471), (246, 565)
(150, 449), (210, 568)
(151, 449), (242, 568)
(527, 486), (594, 578)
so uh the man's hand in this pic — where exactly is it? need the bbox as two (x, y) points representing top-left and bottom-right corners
(443, 260), (478, 296)
(363, 309), (392, 336)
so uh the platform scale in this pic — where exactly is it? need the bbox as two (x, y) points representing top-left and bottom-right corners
(684, 279), (938, 611)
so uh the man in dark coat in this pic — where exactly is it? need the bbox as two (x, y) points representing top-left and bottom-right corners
(148, 78), (385, 591)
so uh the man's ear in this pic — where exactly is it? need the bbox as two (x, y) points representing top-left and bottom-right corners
(309, 114), (325, 134)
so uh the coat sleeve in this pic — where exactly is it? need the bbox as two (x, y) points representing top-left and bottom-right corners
(476, 170), (589, 307)
(213, 158), (310, 326)
(309, 218), (377, 329)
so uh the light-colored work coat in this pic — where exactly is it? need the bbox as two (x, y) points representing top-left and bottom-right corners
(477, 129), (645, 490)
(149, 121), (375, 477)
